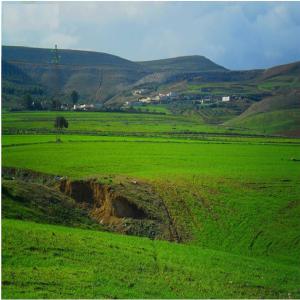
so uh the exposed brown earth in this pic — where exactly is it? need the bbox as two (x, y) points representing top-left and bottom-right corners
(2, 167), (180, 241)
(58, 178), (179, 240)
(59, 179), (147, 225)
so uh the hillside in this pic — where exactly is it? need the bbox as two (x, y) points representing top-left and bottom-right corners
(2, 45), (141, 69)
(2, 121), (300, 298)
(225, 62), (300, 136)
(2, 60), (46, 109)
(2, 46), (148, 104)
(2, 46), (240, 108)
(137, 55), (227, 73)
(261, 61), (300, 80)
(4, 218), (300, 299)
(2, 46), (300, 136)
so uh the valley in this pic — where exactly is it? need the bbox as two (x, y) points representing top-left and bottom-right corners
(2, 46), (300, 299)
(2, 110), (300, 298)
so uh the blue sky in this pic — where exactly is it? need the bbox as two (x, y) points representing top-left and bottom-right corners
(2, 1), (300, 70)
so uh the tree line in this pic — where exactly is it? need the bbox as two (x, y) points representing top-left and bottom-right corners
(22, 90), (80, 111)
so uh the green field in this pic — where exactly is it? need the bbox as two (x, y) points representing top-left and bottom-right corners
(2, 111), (300, 298)
(132, 104), (171, 114)
(187, 82), (259, 96)
(187, 75), (300, 96)
(4, 111), (272, 136)
(258, 75), (300, 91)
(2, 111), (224, 134)
(3, 136), (300, 180)
(3, 219), (300, 299)
(226, 109), (300, 135)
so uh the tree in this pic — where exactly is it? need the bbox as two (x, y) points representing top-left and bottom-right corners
(54, 116), (68, 142)
(23, 94), (33, 110)
(52, 99), (62, 110)
(32, 100), (43, 111)
(70, 90), (79, 105)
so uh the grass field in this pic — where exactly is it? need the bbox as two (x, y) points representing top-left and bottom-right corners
(187, 82), (259, 96)
(2, 111), (226, 134)
(187, 76), (300, 96)
(3, 219), (300, 299)
(226, 109), (300, 135)
(3, 137), (300, 180)
(2, 111), (300, 298)
(257, 75), (300, 91)
(132, 104), (171, 114)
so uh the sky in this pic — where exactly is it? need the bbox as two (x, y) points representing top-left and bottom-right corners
(2, 1), (300, 70)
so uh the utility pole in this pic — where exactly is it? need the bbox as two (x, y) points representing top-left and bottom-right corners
(95, 68), (103, 108)
(95, 69), (103, 99)
(52, 44), (60, 64)
(51, 44), (61, 110)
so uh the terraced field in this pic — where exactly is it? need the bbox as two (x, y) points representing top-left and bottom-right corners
(2, 111), (300, 298)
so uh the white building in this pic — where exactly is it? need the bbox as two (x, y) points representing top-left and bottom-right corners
(166, 91), (177, 98)
(222, 96), (230, 102)
(151, 96), (160, 102)
(133, 89), (147, 96)
(158, 93), (169, 101)
(139, 97), (152, 103)
(73, 104), (95, 111)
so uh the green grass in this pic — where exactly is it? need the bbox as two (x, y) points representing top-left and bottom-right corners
(187, 82), (259, 96)
(3, 110), (298, 138)
(3, 219), (300, 299)
(3, 134), (300, 146)
(258, 76), (300, 91)
(2, 111), (227, 135)
(2, 111), (300, 298)
(3, 132), (300, 260)
(227, 109), (300, 135)
(3, 139), (300, 180)
(187, 76), (300, 96)
(132, 104), (171, 114)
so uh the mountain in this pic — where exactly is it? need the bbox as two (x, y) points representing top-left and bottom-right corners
(2, 45), (141, 69)
(137, 55), (227, 73)
(2, 45), (300, 135)
(2, 46), (234, 108)
(260, 61), (300, 80)
(2, 46), (148, 105)
(2, 60), (34, 84)
(224, 90), (300, 136)
(2, 60), (47, 109)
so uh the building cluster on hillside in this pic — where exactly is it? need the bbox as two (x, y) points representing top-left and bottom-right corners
(131, 91), (179, 105)
(193, 95), (244, 104)
(135, 93), (234, 105)
(126, 87), (244, 109)
(193, 96), (232, 104)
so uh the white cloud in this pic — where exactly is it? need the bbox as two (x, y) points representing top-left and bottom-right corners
(2, 2), (73, 48)
(3, 2), (60, 32)
(2, 1), (300, 69)
(57, 2), (165, 26)
(39, 32), (79, 49)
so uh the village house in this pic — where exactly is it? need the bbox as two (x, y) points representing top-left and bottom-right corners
(151, 95), (161, 102)
(133, 89), (148, 96)
(222, 96), (230, 102)
(73, 104), (95, 111)
(138, 97), (152, 103)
